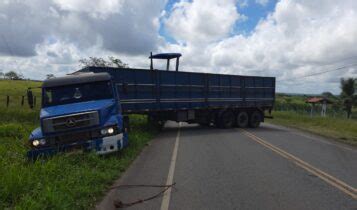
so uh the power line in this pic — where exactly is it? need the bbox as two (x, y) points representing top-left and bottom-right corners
(279, 63), (357, 82)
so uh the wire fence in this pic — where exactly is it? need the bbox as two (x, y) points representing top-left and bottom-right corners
(0, 95), (41, 109)
(273, 102), (355, 119)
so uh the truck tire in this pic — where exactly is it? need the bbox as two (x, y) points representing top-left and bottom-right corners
(148, 115), (164, 130)
(236, 111), (249, 128)
(218, 110), (235, 128)
(199, 122), (210, 127)
(249, 110), (262, 128)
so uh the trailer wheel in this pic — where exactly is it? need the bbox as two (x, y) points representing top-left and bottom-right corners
(218, 110), (235, 128)
(236, 111), (249, 128)
(148, 115), (164, 130)
(199, 122), (210, 127)
(249, 110), (262, 128)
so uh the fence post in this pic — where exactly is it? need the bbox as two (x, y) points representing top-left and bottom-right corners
(6, 95), (9, 107)
(34, 96), (36, 107)
(21, 96), (24, 106)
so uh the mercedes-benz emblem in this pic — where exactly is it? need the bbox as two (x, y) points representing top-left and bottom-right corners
(66, 118), (76, 127)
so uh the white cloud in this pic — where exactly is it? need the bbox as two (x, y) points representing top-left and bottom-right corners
(0, 0), (166, 57)
(0, 0), (167, 79)
(255, 0), (269, 6)
(161, 0), (357, 94)
(53, 0), (124, 19)
(164, 0), (241, 45)
(1, 0), (357, 94)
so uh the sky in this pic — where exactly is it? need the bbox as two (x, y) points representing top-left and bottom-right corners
(0, 0), (356, 94)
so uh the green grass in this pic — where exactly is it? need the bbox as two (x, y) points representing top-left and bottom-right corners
(0, 80), (158, 209)
(267, 111), (357, 146)
(0, 80), (42, 96)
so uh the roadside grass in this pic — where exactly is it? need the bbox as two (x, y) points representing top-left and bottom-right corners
(0, 80), (41, 96)
(0, 106), (157, 209)
(267, 111), (357, 146)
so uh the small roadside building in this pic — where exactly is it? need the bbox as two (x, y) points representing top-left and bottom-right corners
(305, 97), (333, 117)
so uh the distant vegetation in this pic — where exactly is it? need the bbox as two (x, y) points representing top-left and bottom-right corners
(270, 77), (357, 145)
(340, 78), (356, 118)
(0, 70), (24, 80)
(274, 77), (356, 119)
(79, 56), (129, 68)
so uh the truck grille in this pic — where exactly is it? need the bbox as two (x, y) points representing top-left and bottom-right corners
(44, 130), (101, 146)
(43, 111), (99, 133)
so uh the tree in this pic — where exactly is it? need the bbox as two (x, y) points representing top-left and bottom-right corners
(4, 71), (23, 80)
(0, 71), (4, 79)
(46, 74), (55, 79)
(108, 56), (128, 68)
(79, 56), (128, 68)
(340, 78), (356, 118)
(322, 91), (334, 98)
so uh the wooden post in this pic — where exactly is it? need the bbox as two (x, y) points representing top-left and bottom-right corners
(6, 95), (9, 107)
(310, 103), (313, 117)
(34, 96), (36, 107)
(166, 59), (170, 71)
(21, 96), (24, 106)
(176, 57), (180, 72)
(150, 52), (153, 70)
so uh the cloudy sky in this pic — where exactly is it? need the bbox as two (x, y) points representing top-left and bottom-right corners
(0, 0), (356, 94)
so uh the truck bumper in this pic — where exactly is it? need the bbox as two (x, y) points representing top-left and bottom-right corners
(27, 132), (129, 159)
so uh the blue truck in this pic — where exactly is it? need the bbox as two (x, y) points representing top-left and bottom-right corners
(28, 53), (275, 158)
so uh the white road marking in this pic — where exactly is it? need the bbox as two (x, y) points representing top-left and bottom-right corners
(160, 123), (181, 210)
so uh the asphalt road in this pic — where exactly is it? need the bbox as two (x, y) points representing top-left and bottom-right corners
(97, 122), (357, 210)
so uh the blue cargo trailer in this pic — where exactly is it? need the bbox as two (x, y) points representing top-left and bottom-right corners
(78, 53), (275, 129)
(27, 53), (275, 158)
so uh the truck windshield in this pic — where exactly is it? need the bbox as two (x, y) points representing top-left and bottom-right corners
(43, 81), (113, 107)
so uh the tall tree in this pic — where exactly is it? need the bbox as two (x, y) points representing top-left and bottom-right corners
(340, 78), (356, 118)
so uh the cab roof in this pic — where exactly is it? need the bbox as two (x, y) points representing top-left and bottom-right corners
(42, 72), (111, 88)
(149, 53), (182, 60)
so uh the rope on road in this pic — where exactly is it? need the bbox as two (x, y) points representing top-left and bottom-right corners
(111, 182), (176, 208)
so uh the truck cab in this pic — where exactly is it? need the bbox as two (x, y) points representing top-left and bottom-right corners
(28, 72), (128, 159)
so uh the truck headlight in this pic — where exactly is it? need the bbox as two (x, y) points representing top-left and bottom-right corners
(101, 127), (116, 136)
(32, 139), (46, 147)
(32, 140), (40, 147)
(107, 127), (114, 134)
(101, 129), (108, 135)
(39, 139), (46, 145)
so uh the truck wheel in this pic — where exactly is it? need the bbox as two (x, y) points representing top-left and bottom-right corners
(219, 110), (235, 128)
(156, 121), (165, 130)
(236, 111), (249, 128)
(249, 110), (262, 128)
(199, 122), (210, 127)
(148, 115), (164, 131)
